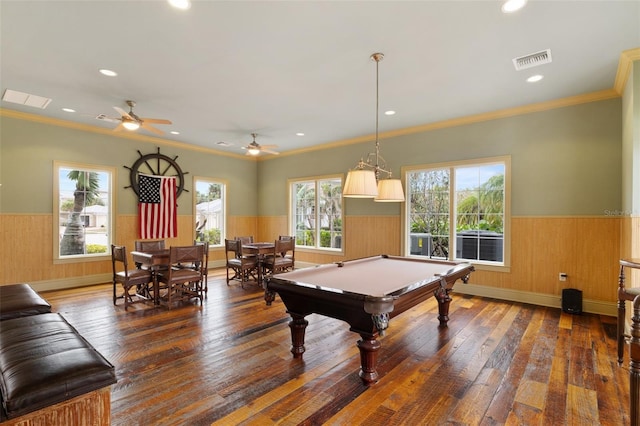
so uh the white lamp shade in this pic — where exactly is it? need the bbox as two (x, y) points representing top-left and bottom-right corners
(343, 169), (378, 198)
(374, 178), (405, 202)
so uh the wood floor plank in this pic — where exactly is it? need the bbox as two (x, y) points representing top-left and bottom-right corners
(35, 269), (630, 425)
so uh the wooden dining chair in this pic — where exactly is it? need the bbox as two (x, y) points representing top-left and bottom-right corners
(133, 240), (167, 270)
(111, 245), (154, 310)
(235, 236), (257, 261)
(134, 240), (165, 251)
(157, 245), (205, 309)
(235, 236), (254, 245)
(195, 240), (209, 293)
(225, 239), (258, 288)
(264, 238), (295, 276)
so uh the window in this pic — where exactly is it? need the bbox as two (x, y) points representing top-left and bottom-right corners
(54, 162), (114, 260)
(290, 176), (343, 250)
(405, 157), (509, 266)
(194, 177), (226, 246)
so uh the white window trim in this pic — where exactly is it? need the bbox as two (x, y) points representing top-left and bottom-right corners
(193, 176), (227, 248)
(53, 161), (115, 263)
(401, 155), (511, 272)
(288, 174), (344, 254)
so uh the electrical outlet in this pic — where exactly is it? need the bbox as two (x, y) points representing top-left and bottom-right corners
(559, 273), (567, 282)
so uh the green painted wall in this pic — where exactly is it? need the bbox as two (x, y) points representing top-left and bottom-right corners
(0, 115), (258, 215)
(0, 98), (623, 219)
(258, 98), (622, 217)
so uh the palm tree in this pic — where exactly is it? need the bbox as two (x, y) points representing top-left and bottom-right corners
(60, 170), (99, 255)
(318, 181), (342, 247)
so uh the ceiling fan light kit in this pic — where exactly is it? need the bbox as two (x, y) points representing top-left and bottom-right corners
(110, 100), (172, 135)
(343, 52), (405, 203)
(121, 118), (140, 131)
(242, 133), (279, 156)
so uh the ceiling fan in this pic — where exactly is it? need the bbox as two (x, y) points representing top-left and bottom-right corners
(111, 100), (172, 135)
(241, 133), (279, 156)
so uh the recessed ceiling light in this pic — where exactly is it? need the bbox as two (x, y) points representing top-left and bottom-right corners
(217, 141), (232, 147)
(62, 108), (76, 113)
(170, 131), (180, 135)
(168, 0), (191, 10)
(296, 132), (305, 136)
(527, 74), (544, 83)
(502, 0), (527, 13)
(99, 69), (117, 77)
(384, 110), (396, 116)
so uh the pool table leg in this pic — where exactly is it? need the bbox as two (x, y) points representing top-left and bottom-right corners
(434, 286), (452, 327)
(289, 313), (309, 358)
(357, 334), (381, 385)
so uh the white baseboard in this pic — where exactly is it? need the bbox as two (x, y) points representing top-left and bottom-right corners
(453, 282), (616, 317)
(27, 274), (113, 293)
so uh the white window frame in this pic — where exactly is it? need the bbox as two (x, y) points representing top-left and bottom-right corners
(289, 174), (344, 253)
(53, 161), (115, 262)
(193, 176), (227, 248)
(402, 156), (511, 271)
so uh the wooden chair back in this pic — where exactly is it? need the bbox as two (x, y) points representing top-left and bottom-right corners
(134, 240), (165, 252)
(235, 236), (254, 245)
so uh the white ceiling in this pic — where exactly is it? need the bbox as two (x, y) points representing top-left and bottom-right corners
(1, 1), (639, 156)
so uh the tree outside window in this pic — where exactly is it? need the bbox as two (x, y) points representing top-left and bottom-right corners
(291, 177), (343, 250)
(55, 163), (112, 258)
(407, 159), (507, 264)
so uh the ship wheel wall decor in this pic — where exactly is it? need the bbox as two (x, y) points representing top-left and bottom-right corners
(124, 147), (188, 198)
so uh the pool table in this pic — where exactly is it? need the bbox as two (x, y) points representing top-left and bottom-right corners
(265, 254), (474, 384)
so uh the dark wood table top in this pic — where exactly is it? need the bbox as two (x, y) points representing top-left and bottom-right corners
(131, 249), (170, 267)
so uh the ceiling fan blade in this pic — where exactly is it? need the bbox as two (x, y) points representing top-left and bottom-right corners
(141, 122), (164, 135)
(141, 118), (172, 125)
(261, 149), (280, 155)
(113, 106), (132, 119)
(113, 123), (125, 132)
(260, 144), (278, 149)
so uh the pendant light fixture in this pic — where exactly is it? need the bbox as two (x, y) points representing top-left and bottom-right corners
(342, 53), (405, 202)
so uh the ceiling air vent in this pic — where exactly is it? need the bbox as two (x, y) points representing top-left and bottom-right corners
(2, 89), (52, 109)
(512, 49), (552, 71)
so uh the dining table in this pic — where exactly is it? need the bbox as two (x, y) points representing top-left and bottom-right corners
(243, 242), (275, 287)
(131, 249), (170, 305)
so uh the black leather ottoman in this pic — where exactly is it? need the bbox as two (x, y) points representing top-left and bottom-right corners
(0, 284), (51, 321)
(0, 313), (117, 419)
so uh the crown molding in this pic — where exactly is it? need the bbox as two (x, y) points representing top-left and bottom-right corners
(614, 47), (640, 95)
(0, 108), (249, 161)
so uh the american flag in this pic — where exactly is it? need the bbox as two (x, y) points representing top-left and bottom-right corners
(138, 174), (177, 239)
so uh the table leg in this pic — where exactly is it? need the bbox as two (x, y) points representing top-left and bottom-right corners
(152, 268), (160, 306)
(434, 286), (452, 327)
(630, 295), (640, 426)
(289, 313), (308, 358)
(357, 334), (381, 385)
(264, 287), (276, 306)
(619, 265), (628, 364)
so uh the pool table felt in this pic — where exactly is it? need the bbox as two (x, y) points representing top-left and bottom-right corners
(272, 256), (465, 297)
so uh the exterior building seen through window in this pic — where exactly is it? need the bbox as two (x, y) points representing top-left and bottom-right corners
(55, 162), (113, 259)
(194, 178), (225, 246)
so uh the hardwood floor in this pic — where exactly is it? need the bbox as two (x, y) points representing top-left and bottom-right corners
(40, 269), (630, 425)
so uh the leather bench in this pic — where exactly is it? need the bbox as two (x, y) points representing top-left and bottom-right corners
(0, 313), (117, 420)
(0, 284), (51, 320)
